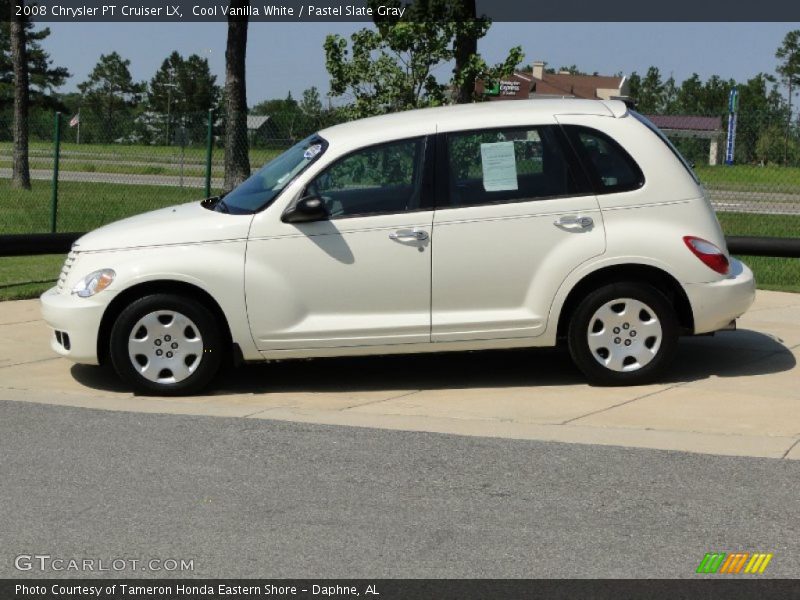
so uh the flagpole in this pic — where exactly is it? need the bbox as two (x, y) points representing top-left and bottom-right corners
(76, 108), (81, 145)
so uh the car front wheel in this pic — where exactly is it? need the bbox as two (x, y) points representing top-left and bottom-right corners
(567, 282), (679, 385)
(109, 293), (224, 395)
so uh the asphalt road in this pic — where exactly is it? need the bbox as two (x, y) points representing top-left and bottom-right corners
(1, 400), (798, 579)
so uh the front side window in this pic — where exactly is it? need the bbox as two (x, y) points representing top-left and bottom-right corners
(564, 126), (644, 193)
(306, 138), (426, 218)
(220, 135), (327, 214)
(446, 126), (584, 207)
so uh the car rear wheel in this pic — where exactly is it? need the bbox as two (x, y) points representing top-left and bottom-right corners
(110, 293), (224, 395)
(567, 282), (679, 385)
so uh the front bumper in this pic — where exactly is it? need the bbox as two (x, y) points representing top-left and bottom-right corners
(40, 287), (113, 365)
(684, 258), (756, 334)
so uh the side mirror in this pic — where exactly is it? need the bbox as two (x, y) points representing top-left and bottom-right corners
(281, 195), (328, 223)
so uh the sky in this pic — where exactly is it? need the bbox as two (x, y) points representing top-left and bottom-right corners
(39, 22), (800, 106)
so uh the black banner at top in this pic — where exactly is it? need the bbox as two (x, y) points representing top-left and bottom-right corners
(8, 0), (800, 22)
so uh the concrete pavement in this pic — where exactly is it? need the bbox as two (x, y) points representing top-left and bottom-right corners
(1, 290), (798, 460)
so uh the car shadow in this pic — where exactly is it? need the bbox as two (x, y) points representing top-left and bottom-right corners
(70, 328), (795, 396)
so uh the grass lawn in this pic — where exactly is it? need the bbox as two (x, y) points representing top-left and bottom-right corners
(0, 141), (282, 175)
(733, 254), (800, 293)
(716, 211), (800, 239)
(695, 164), (800, 194)
(0, 179), (210, 234)
(0, 254), (64, 301)
(0, 158), (219, 178)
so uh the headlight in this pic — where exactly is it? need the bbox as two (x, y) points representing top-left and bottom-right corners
(72, 269), (116, 298)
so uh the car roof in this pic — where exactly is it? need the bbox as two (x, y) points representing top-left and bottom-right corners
(318, 99), (628, 151)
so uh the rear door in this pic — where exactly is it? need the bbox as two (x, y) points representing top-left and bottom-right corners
(431, 123), (606, 342)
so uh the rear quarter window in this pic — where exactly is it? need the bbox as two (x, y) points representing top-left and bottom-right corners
(630, 111), (701, 184)
(563, 125), (645, 194)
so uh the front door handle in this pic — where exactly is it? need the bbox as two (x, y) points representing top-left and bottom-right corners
(389, 229), (429, 242)
(554, 215), (594, 230)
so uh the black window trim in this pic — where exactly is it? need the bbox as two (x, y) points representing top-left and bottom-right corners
(225, 134), (330, 215)
(436, 124), (596, 211)
(560, 124), (645, 195)
(302, 134), (434, 221)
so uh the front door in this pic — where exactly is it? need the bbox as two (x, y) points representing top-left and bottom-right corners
(246, 137), (434, 351)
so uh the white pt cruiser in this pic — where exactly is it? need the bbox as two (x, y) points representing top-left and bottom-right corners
(41, 99), (756, 395)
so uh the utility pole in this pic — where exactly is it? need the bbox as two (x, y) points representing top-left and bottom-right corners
(164, 67), (177, 146)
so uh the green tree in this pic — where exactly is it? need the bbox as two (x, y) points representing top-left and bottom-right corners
(662, 76), (678, 113)
(148, 51), (220, 144)
(775, 30), (800, 164)
(0, 1), (69, 113)
(251, 92), (305, 144)
(324, 0), (522, 117)
(675, 73), (705, 113)
(224, 0), (250, 190)
(452, 0), (479, 104)
(9, 3), (29, 188)
(3, 1), (69, 188)
(555, 65), (587, 75)
(300, 86), (323, 117)
(78, 52), (144, 142)
(736, 73), (789, 164)
(636, 67), (665, 113)
(756, 124), (799, 164)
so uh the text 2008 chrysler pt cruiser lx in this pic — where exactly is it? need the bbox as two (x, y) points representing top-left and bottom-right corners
(41, 99), (756, 395)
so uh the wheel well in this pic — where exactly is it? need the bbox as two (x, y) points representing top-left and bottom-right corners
(556, 264), (694, 339)
(97, 280), (233, 366)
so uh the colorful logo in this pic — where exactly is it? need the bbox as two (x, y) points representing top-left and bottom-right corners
(696, 552), (773, 574)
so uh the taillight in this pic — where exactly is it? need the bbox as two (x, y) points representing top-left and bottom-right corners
(683, 236), (730, 275)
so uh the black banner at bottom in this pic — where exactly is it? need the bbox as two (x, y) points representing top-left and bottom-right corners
(3, 580), (800, 600)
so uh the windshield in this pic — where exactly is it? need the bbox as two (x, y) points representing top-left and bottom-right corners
(218, 135), (327, 214)
(630, 111), (700, 184)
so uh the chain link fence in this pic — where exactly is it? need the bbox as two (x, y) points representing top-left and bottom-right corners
(0, 107), (797, 297)
(0, 109), (344, 236)
(644, 109), (799, 292)
(645, 110), (800, 240)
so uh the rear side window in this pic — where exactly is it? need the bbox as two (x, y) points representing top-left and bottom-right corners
(445, 126), (587, 207)
(564, 126), (644, 194)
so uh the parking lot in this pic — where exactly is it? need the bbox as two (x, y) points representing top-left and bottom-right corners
(1, 289), (799, 460)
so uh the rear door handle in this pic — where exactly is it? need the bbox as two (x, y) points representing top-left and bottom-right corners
(554, 215), (593, 230)
(389, 229), (428, 242)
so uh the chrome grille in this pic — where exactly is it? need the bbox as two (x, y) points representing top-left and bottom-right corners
(56, 250), (78, 292)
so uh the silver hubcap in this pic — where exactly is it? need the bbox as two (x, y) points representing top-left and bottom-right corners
(128, 310), (203, 384)
(587, 298), (662, 372)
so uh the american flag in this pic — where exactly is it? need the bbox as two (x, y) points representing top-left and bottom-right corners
(69, 114), (80, 127)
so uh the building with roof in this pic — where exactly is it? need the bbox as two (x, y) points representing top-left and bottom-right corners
(475, 62), (724, 165)
(644, 115), (724, 165)
(476, 61), (629, 102)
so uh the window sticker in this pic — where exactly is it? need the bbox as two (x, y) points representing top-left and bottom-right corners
(480, 141), (518, 192)
(304, 144), (323, 159)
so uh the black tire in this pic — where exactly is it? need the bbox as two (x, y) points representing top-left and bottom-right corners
(567, 281), (679, 386)
(109, 293), (224, 396)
